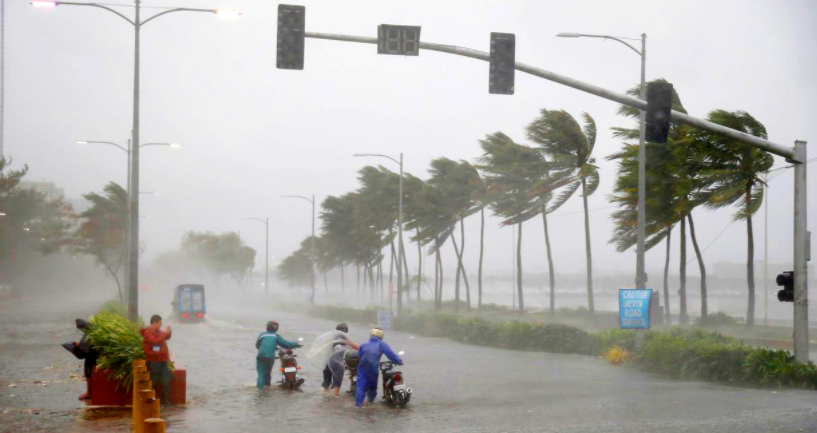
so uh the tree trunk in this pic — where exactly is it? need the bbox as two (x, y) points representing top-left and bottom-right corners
(461, 217), (471, 309)
(581, 177), (595, 314)
(323, 270), (328, 292)
(687, 214), (708, 320)
(452, 225), (461, 311)
(451, 225), (472, 311)
(437, 245), (444, 309)
(401, 240), (410, 305)
(341, 263), (345, 292)
(516, 218), (524, 314)
(746, 187), (756, 326)
(417, 229), (423, 302)
(378, 259), (384, 303)
(541, 202), (555, 315)
(663, 227), (672, 323)
(478, 208), (485, 310)
(356, 265), (360, 295)
(389, 240), (396, 301)
(368, 264), (376, 302)
(679, 216), (689, 325)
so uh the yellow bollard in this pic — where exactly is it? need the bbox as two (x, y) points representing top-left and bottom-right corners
(144, 418), (166, 433)
(133, 359), (146, 369)
(132, 378), (151, 426)
(134, 389), (155, 433)
(144, 397), (160, 420)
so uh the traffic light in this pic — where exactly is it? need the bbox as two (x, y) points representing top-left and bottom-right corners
(277, 5), (305, 70)
(646, 81), (673, 143)
(489, 32), (515, 95)
(776, 271), (794, 302)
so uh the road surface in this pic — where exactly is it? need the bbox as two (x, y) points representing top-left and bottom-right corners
(1, 294), (815, 432)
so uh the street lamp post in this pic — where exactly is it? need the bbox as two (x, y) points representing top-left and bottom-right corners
(557, 32), (648, 291)
(282, 195), (316, 304)
(354, 153), (404, 314)
(38, 1), (240, 321)
(245, 217), (270, 297)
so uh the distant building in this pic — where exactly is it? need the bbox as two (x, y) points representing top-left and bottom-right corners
(19, 180), (65, 201)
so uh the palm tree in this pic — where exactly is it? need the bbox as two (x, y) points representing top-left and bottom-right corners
(405, 182), (452, 310)
(695, 110), (773, 326)
(609, 80), (713, 324)
(401, 173), (428, 301)
(426, 158), (481, 310)
(527, 110), (600, 313)
(478, 132), (559, 314)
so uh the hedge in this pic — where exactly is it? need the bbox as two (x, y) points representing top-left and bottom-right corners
(309, 306), (817, 390)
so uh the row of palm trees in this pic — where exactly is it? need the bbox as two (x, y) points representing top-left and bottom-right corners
(280, 79), (774, 325)
(279, 108), (601, 314)
(608, 79), (772, 325)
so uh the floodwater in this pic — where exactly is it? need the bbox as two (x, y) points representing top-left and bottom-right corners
(2, 294), (817, 433)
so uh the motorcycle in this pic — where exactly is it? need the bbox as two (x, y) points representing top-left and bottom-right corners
(380, 350), (411, 407)
(344, 350), (359, 395)
(278, 338), (305, 390)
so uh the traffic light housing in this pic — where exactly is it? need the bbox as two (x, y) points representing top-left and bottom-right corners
(277, 5), (305, 70)
(776, 271), (794, 302)
(489, 32), (515, 95)
(646, 81), (673, 143)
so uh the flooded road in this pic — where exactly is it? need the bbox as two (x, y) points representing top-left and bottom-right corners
(2, 295), (816, 433)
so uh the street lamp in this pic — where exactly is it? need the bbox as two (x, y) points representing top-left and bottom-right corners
(282, 195), (316, 304)
(557, 32), (648, 292)
(353, 153), (404, 314)
(36, 0), (238, 322)
(245, 217), (270, 297)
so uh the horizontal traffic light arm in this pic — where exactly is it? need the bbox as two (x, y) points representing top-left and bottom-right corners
(305, 31), (796, 161)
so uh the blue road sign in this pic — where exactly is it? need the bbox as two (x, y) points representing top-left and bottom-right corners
(378, 310), (393, 330)
(619, 289), (652, 329)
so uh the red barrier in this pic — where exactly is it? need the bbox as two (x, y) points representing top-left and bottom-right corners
(90, 368), (187, 406)
(90, 368), (130, 406)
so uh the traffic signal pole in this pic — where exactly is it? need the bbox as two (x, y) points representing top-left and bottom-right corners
(301, 30), (809, 362)
(792, 140), (809, 363)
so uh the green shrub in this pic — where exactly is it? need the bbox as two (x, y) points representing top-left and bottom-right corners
(596, 328), (637, 352)
(745, 348), (817, 389)
(309, 306), (817, 390)
(87, 310), (144, 391)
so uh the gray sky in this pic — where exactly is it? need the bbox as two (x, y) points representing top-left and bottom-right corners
(5, 0), (817, 280)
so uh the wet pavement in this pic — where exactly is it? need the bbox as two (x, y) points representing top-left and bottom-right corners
(1, 294), (816, 433)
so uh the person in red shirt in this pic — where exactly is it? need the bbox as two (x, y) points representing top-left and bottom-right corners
(140, 314), (172, 403)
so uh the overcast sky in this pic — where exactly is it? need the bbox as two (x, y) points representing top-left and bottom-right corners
(5, 0), (817, 281)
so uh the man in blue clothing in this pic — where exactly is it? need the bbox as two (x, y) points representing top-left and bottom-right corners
(256, 320), (301, 389)
(355, 327), (403, 408)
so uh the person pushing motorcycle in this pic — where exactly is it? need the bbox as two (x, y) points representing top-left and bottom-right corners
(355, 327), (403, 408)
(321, 323), (359, 397)
(255, 320), (301, 389)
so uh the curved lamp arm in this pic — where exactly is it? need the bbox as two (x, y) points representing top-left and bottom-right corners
(557, 32), (642, 57)
(354, 153), (400, 166)
(281, 195), (314, 204)
(140, 8), (217, 27)
(76, 140), (129, 153)
(54, 2), (136, 26)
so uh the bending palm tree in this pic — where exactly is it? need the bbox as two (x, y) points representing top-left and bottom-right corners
(527, 110), (600, 313)
(696, 110), (773, 326)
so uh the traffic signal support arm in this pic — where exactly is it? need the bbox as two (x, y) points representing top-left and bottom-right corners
(304, 31), (796, 161)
